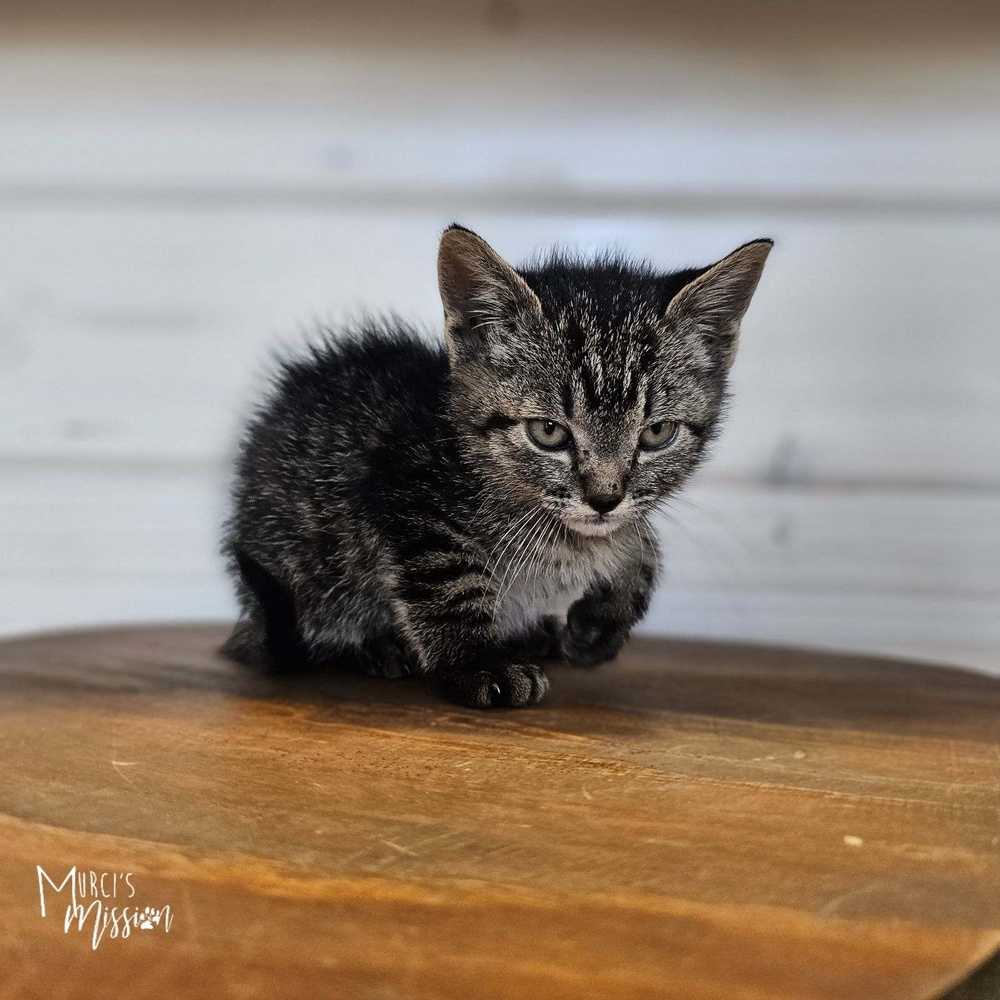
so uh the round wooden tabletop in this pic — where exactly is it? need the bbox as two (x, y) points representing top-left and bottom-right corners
(0, 624), (998, 1000)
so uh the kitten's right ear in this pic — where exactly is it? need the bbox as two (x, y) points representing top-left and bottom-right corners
(437, 224), (542, 357)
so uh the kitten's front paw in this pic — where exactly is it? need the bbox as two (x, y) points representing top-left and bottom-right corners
(441, 662), (549, 709)
(562, 600), (629, 668)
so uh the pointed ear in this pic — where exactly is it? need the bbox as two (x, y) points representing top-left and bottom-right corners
(664, 238), (773, 370)
(437, 224), (542, 358)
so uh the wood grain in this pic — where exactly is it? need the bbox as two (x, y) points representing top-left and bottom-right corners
(0, 624), (997, 999)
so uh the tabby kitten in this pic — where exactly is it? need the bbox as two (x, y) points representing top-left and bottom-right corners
(222, 225), (771, 708)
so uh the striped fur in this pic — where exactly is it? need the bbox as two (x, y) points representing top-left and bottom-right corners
(221, 226), (771, 707)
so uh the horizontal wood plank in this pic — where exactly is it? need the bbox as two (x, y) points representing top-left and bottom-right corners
(1, 210), (998, 486)
(2, 24), (998, 672)
(2, 466), (998, 673)
(3, 27), (1000, 200)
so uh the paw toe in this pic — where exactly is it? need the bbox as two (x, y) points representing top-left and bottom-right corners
(503, 663), (549, 707)
(444, 663), (549, 709)
(562, 626), (627, 669)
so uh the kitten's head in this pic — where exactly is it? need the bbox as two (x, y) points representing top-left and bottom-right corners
(438, 225), (771, 536)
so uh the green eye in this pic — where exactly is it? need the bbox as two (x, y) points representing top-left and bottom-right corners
(526, 419), (572, 451)
(639, 420), (679, 451)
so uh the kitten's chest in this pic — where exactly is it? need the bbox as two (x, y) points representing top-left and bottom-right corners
(493, 537), (616, 639)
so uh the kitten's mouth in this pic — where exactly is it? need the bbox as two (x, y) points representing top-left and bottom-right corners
(562, 513), (626, 537)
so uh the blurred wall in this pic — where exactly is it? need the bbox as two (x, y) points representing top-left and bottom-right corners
(2, 1), (999, 671)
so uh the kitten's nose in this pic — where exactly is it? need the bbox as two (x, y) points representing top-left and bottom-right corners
(585, 491), (624, 515)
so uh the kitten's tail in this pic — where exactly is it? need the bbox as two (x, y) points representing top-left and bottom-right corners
(224, 548), (305, 670)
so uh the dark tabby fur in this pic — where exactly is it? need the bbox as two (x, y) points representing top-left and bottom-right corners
(222, 225), (772, 708)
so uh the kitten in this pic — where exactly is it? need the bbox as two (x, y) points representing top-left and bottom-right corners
(221, 225), (771, 708)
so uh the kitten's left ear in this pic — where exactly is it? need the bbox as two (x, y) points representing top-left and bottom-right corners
(664, 238), (773, 370)
(437, 224), (543, 358)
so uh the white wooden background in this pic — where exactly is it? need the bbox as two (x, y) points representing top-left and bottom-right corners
(2, 2), (999, 673)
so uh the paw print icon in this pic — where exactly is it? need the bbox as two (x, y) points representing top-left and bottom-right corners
(138, 906), (162, 930)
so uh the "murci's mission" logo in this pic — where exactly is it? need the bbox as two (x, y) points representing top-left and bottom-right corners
(36, 865), (174, 950)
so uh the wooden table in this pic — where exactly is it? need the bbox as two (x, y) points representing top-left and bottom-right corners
(0, 624), (997, 1000)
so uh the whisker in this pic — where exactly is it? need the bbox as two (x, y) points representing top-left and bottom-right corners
(523, 516), (558, 603)
(488, 508), (544, 617)
(486, 507), (539, 581)
(495, 510), (551, 617)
